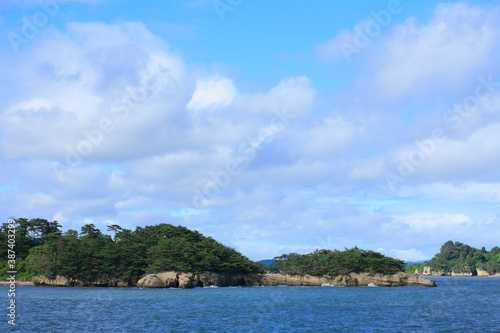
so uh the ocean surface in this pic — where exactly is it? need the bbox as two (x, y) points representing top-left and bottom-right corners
(2, 277), (500, 332)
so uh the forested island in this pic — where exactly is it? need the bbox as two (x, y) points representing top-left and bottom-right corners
(0, 218), (263, 284)
(406, 241), (500, 276)
(269, 248), (405, 276)
(0, 218), (434, 287)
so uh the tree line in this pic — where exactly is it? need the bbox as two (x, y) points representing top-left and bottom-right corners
(267, 247), (405, 276)
(0, 218), (413, 284)
(0, 218), (264, 284)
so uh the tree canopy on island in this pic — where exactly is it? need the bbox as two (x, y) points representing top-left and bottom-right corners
(406, 241), (500, 275)
(0, 218), (264, 284)
(268, 247), (405, 276)
(0, 218), (415, 284)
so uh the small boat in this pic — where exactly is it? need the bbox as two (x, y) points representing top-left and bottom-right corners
(321, 283), (334, 287)
(367, 283), (377, 287)
(203, 285), (218, 288)
(277, 284), (287, 287)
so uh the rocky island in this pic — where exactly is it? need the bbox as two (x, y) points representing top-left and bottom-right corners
(2, 218), (435, 288)
(406, 241), (500, 277)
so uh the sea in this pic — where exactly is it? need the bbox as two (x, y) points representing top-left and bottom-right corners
(2, 277), (500, 332)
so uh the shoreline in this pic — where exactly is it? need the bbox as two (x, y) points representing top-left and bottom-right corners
(0, 281), (35, 286)
(6, 275), (498, 289)
(31, 271), (436, 288)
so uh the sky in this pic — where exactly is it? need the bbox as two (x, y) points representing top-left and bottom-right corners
(1, 0), (500, 261)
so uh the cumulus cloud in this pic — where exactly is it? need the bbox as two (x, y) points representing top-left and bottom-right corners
(2, 2), (500, 260)
(0, 21), (185, 161)
(0, 21), (319, 242)
(364, 3), (500, 106)
(187, 77), (238, 113)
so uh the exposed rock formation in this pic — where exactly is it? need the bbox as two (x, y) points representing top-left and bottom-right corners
(451, 271), (474, 277)
(34, 276), (128, 287)
(477, 268), (489, 277)
(136, 271), (436, 288)
(259, 272), (435, 287)
(34, 271), (436, 288)
(0, 281), (35, 286)
(421, 266), (500, 277)
(136, 272), (260, 288)
(475, 269), (500, 277)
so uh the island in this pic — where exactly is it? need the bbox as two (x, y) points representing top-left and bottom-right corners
(0, 218), (435, 287)
(406, 241), (500, 277)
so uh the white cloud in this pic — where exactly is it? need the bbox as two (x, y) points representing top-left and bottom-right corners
(387, 121), (500, 183)
(2, 3), (500, 261)
(389, 249), (428, 261)
(0, 21), (186, 161)
(370, 3), (500, 103)
(293, 117), (360, 158)
(391, 213), (472, 232)
(187, 77), (238, 112)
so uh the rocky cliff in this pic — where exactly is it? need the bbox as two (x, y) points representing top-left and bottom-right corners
(421, 266), (473, 276)
(135, 271), (258, 288)
(260, 272), (435, 287)
(476, 268), (500, 277)
(419, 266), (500, 277)
(135, 271), (436, 288)
(34, 276), (129, 287)
(34, 271), (436, 288)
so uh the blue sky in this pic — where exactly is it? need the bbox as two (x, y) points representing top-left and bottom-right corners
(1, 0), (500, 261)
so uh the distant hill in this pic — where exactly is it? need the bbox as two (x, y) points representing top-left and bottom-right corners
(405, 241), (500, 275)
(259, 259), (275, 267)
(404, 260), (427, 266)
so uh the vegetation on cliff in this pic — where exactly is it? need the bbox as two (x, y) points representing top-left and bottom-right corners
(0, 218), (264, 284)
(405, 241), (500, 275)
(268, 248), (405, 276)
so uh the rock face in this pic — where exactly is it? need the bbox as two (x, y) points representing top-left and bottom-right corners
(260, 272), (435, 287)
(34, 276), (128, 287)
(475, 269), (500, 277)
(35, 275), (74, 286)
(35, 271), (436, 288)
(451, 271), (474, 277)
(421, 266), (500, 277)
(136, 271), (436, 288)
(136, 272), (260, 288)
(0, 281), (35, 286)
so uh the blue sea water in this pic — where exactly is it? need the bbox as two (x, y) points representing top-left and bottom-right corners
(2, 277), (500, 332)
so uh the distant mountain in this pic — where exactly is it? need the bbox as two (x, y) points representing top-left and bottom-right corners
(259, 259), (275, 267)
(404, 260), (427, 266)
